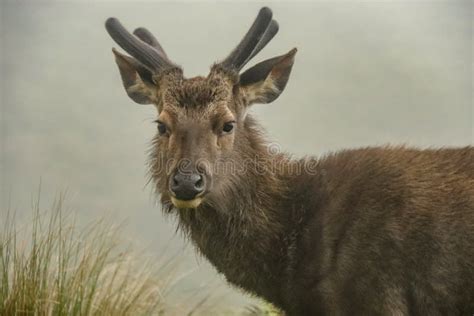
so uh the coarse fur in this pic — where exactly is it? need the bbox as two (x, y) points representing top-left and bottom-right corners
(148, 73), (474, 314)
(107, 9), (474, 315)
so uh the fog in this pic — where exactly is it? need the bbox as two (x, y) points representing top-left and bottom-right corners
(1, 0), (472, 309)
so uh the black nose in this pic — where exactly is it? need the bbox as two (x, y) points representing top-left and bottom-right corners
(170, 171), (205, 200)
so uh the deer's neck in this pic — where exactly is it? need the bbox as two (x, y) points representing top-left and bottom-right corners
(173, 116), (318, 306)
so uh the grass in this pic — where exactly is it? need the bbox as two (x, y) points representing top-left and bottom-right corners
(0, 192), (282, 315)
(0, 192), (178, 315)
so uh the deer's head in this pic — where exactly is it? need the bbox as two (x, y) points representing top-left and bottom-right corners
(106, 7), (296, 209)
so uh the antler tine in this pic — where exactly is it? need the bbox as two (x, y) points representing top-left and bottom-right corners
(244, 19), (279, 67)
(133, 27), (169, 59)
(105, 18), (176, 72)
(220, 7), (273, 71)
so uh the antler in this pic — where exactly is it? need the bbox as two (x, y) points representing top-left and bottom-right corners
(219, 7), (279, 71)
(133, 27), (169, 59)
(105, 18), (178, 73)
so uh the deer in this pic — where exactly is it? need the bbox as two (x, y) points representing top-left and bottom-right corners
(105, 7), (474, 315)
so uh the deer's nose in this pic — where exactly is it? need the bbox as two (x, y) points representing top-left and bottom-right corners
(170, 171), (205, 201)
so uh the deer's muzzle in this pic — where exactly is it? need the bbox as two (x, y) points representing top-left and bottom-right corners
(169, 169), (206, 209)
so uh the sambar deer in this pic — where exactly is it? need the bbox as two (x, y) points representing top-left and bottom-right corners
(105, 7), (474, 315)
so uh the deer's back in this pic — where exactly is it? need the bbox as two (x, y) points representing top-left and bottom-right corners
(289, 146), (474, 315)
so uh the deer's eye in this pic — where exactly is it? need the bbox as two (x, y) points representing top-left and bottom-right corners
(157, 121), (168, 135)
(222, 121), (235, 134)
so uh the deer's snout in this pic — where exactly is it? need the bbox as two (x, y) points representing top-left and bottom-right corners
(169, 170), (206, 208)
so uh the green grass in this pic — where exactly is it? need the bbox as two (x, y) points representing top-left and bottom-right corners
(0, 192), (282, 315)
(0, 193), (177, 315)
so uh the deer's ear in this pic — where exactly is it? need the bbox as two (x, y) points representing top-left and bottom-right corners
(239, 48), (297, 105)
(112, 48), (157, 105)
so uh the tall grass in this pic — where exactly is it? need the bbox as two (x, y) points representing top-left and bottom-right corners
(0, 194), (172, 315)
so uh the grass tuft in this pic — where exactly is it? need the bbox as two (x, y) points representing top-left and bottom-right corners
(1, 193), (168, 315)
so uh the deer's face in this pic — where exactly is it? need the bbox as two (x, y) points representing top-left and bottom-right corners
(151, 74), (240, 208)
(106, 7), (296, 209)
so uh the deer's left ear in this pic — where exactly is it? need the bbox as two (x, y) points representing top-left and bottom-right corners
(239, 48), (297, 105)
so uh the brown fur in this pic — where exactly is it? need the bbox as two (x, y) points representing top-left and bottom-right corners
(149, 116), (474, 314)
(109, 18), (474, 316)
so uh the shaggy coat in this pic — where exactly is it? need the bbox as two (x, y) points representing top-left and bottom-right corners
(151, 116), (474, 314)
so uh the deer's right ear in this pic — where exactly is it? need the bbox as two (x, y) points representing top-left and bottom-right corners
(112, 48), (157, 105)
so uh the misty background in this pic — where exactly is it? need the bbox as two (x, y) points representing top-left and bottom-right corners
(1, 0), (472, 310)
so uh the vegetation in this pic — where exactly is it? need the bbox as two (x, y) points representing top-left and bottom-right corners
(1, 193), (169, 315)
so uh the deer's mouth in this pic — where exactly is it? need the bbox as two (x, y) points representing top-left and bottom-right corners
(171, 196), (203, 209)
